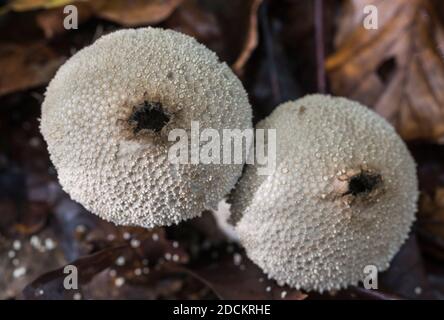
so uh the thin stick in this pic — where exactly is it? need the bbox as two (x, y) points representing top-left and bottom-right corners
(314, 0), (326, 93)
(260, 0), (281, 104)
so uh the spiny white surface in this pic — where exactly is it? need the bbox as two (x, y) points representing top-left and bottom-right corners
(230, 94), (418, 292)
(41, 28), (252, 228)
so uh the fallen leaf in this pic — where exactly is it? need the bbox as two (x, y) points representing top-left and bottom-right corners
(179, 248), (306, 300)
(0, 43), (65, 97)
(21, 245), (127, 299)
(0, 229), (66, 299)
(20, 222), (190, 299)
(163, 0), (223, 58)
(81, 267), (186, 299)
(92, 0), (183, 27)
(165, 0), (261, 73)
(379, 233), (435, 299)
(327, 0), (444, 143)
(5, 0), (74, 12)
(36, 3), (93, 39)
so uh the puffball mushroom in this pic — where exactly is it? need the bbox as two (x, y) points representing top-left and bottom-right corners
(40, 27), (252, 228)
(230, 94), (418, 292)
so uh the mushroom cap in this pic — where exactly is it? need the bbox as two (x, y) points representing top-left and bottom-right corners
(41, 27), (252, 228)
(230, 94), (418, 292)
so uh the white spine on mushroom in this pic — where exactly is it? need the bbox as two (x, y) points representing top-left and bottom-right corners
(229, 94), (418, 292)
(40, 27), (252, 228)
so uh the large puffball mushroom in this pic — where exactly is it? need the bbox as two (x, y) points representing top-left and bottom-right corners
(230, 94), (418, 292)
(40, 27), (252, 228)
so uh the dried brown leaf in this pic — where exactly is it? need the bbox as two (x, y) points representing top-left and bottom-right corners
(0, 43), (64, 97)
(21, 228), (189, 299)
(379, 233), (435, 299)
(21, 245), (127, 299)
(164, 0), (223, 54)
(92, 0), (183, 27)
(36, 3), (93, 39)
(327, 0), (444, 142)
(5, 0), (74, 12)
(165, 0), (260, 72)
(0, 229), (66, 299)
(179, 250), (307, 300)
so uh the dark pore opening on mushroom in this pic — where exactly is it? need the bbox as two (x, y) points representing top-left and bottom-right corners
(128, 101), (170, 133)
(346, 171), (382, 196)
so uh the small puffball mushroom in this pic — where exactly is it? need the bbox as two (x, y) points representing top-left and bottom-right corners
(229, 94), (418, 292)
(41, 27), (252, 228)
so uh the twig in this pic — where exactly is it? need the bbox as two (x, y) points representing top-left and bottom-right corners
(260, 0), (281, 104)
(314, 0), (326, 93)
